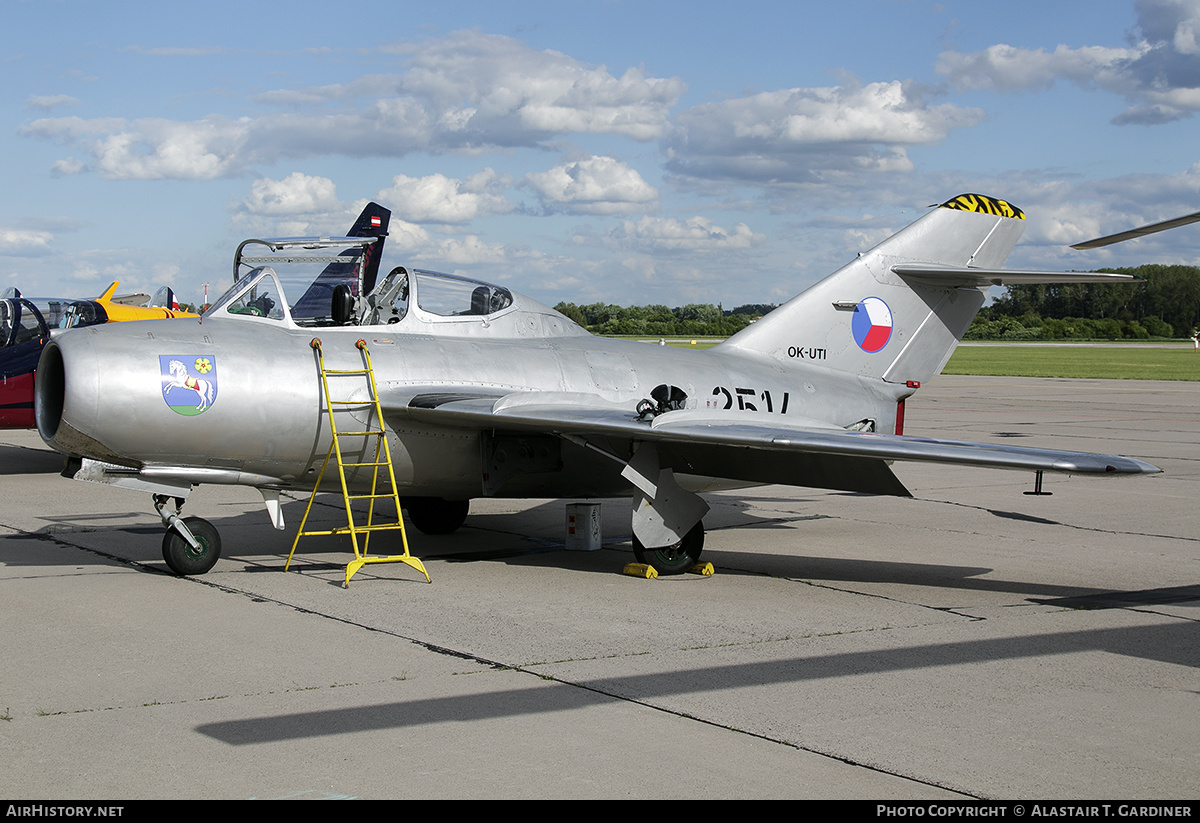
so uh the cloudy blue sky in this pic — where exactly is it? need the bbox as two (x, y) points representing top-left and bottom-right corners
(5, 0), (1200, 309)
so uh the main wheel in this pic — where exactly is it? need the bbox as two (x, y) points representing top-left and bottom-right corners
(404, 498), (470, 535)
(161, 517), (221, 576)
(632, 521), (704, 575)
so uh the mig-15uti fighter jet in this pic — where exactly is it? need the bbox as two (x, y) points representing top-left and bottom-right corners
(35, 195), (1159, 577)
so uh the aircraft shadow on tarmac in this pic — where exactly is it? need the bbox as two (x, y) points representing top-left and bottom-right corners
(0, 443), (68, 475)
(8, 492), (1192, 607)
(273, 495), (1003, 593)
(192, 618), (1200, 746)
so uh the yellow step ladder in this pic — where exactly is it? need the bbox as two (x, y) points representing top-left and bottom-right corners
(286, 337), (430, 587)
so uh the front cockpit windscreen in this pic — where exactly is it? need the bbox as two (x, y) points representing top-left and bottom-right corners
(206, 268), (288, 322)
(226, 276), (286, 320)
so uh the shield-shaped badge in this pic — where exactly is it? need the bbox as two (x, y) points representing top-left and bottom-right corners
(160, 355), (218, 416)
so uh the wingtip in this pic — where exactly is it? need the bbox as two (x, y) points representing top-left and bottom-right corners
(1112, 458), (1162, 475)
(1051, 456), (1161, 475)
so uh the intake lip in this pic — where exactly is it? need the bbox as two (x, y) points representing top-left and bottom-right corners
(34, 340), (64, 443)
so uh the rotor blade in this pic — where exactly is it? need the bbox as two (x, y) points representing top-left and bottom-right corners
(1071, 210), (1200, 249)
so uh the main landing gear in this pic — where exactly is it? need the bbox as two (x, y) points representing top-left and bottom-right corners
(154, 494), (221, 576)
(403, 497), (470, 535)
(632, 521), (704, 575)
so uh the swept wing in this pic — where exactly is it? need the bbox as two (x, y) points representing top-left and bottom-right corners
(394, 390), (1159, 497)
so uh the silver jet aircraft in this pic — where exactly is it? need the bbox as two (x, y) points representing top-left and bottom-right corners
(35, 194), (1159, 577)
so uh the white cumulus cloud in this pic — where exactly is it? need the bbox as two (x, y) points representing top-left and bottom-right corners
(20, 115), (253, 180)
(665, 80), (981, 185)
(394, 30), (686, 145)
(18, 31), (687, 181)
(0, 229), (54, 257)
(25, 95), (79, 111)
(376, 169), (512, 223)
(608, 215), (763, 253)
(936, 0), (1200, 124)
(242, 173), (339, 214)
(526, 156), (658, 215)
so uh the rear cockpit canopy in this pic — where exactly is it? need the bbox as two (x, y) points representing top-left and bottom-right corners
(364, 266), (513, 325)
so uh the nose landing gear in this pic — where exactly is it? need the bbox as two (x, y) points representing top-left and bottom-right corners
(154, 494), (221, 576)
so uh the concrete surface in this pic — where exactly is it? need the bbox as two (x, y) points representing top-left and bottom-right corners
(0, 375), (1196, 799)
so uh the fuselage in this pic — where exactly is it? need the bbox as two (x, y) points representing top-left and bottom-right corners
(36, 272), (904, 501)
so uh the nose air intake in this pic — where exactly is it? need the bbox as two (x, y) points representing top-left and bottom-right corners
(35, 341), (65, 442)
(35, 336), (142, 467)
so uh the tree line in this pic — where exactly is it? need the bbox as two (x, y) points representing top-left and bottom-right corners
(968, 264), (1200, 340)
(553, 302), (776, 337)
(553, 265), (1200, 341)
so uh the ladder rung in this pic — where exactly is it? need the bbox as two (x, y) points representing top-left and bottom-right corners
(340, 461), (389, 468)
(298, 523), (406, 537)
(336, 430), (384, 437)
(347, 493), (397, 501)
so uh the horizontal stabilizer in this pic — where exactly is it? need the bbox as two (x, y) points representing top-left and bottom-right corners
(892, 264), (1140, 287)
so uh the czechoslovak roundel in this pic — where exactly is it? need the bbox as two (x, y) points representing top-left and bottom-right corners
(852, 297), (892, 353)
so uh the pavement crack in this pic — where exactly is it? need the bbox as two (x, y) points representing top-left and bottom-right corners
(939, 499), (1200, 544)
(516, 666), (979, 799)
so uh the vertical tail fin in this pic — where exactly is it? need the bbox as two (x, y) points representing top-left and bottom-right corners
(721, 194), (1025, 386)
(149, 286), (178, 310)
(345, 201), (391, 295)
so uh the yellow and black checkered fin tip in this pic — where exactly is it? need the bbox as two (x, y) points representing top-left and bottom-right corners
(939, 193), (1025, 220)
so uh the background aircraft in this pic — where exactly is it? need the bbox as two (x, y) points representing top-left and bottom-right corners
(35, 195), (1158, 577)
(1, 284), (196, 428)
(1072, 210), (1200, 249)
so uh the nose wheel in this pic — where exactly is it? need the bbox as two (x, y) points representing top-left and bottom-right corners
(161, 517), (222, 576)
(154, 494), (221, 576)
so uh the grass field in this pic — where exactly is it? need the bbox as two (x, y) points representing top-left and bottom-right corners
(944, 344), (1200, 380)
(627, 337), (1200, 380)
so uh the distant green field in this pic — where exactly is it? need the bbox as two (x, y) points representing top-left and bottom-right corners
(945, 344), (1200, 380)
(618, 337), (1200, 380)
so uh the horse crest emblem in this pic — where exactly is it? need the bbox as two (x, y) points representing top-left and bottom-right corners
(160, 355), (218, 415)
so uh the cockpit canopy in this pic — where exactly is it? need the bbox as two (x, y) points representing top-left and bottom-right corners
(209, 265), (517, 325)
(215, 235), (583, 339)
